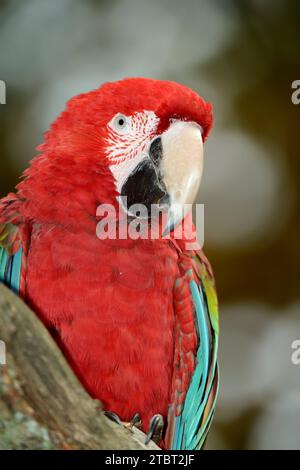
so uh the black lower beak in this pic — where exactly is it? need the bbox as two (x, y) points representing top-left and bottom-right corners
(120, 137), (168, 215)
(120, 158), (167, 214)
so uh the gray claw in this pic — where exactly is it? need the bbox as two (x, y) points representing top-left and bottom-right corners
(145, 414), (164, 445)
(104, 411), (122, 426)
(130, 413), (142, 429)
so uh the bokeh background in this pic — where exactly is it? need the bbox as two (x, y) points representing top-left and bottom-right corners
(0, 0), (299, 449)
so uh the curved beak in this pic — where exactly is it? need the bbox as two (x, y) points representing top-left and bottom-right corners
(160, 120), (203, 235)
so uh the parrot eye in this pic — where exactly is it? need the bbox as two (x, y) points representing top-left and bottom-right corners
(110, 114), (130, 134)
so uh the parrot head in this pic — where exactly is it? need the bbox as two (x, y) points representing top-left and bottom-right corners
(21, 78), (212, 233)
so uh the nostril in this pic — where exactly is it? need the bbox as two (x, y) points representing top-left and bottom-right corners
(149, 137), (162, 165)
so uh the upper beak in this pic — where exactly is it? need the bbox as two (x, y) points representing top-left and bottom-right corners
(159, 120), (204, 235)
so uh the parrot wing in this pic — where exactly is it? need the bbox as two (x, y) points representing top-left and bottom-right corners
(0, 195), (28, 296)
(0, 241), (24, 294)
(165, 246), (219, 450)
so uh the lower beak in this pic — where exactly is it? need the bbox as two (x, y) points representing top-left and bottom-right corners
(160, 120), (204, 235)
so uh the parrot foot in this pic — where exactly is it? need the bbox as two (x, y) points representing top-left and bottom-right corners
(105, 411), (161, 449)
(104, 411), (142, 432)
(145, 414), (164, 445)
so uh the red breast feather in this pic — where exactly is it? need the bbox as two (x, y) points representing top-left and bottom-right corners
(26, 225), (179, 428)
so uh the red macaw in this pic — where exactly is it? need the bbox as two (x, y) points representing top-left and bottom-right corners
(0, 78), (219, 449)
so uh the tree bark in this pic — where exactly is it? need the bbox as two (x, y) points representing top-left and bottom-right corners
(0, 283), (158, 450)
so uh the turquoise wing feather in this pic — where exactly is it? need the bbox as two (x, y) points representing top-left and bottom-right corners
(0, 245), (23, 294)
(166, 252), (219, 450)
(0, 221), (25, 295)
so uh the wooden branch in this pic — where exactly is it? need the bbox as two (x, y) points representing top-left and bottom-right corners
(0, 283), (158, 450)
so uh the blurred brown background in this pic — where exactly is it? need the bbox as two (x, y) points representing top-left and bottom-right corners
(0, 0), (299, 449)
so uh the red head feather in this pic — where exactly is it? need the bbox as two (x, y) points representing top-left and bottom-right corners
(16, 78), (212, 227)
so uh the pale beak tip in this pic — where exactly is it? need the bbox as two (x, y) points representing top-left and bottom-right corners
(162, 222), (174, 238)
(162, 210), (179, 237)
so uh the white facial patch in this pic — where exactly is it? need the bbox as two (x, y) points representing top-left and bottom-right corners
(105, 110), (159, 192)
